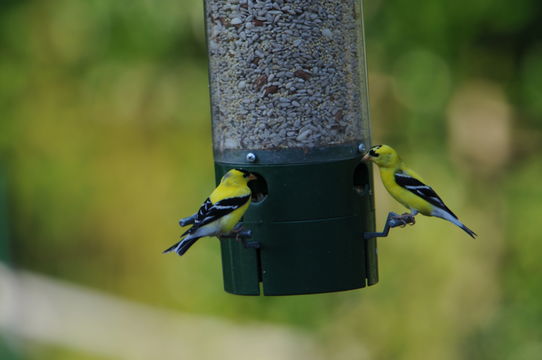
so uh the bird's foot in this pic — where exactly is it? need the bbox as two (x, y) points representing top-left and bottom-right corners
(401, 213), (416, 226)
(363, 211), (416, 239)
(390, 212), (416, 228)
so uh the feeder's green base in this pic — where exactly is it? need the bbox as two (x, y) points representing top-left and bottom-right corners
(215, 156), (378, 296)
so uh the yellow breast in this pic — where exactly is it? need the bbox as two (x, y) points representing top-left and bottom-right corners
(379, 168), (434, 215)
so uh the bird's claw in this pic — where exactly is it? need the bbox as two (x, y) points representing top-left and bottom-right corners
(401, 213), (416, 225)
(366, 211), (417, 238)
(389, 212), (416, 228)
(388, 212), (405, 227)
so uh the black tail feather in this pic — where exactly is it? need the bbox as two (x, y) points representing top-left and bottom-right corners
(460, 224), (477, 239)
(163, 237), (200, 256)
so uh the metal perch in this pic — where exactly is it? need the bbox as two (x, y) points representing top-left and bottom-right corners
(363, 212), (416, 240)
(220, 223), (259, 249)
(178, 214), (197, 227)
(220, 229), (259, 249)
(179, 215), (259, 248)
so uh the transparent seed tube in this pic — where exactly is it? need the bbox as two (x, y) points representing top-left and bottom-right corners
(206, 0), (370, 154)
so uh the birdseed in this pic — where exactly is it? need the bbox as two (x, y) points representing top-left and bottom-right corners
(206, 0), (370, 152)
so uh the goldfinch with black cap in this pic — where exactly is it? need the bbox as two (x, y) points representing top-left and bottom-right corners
(363, 144), (476, 238)
(164, 169), (257, 255)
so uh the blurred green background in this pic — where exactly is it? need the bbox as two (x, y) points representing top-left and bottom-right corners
(1, 0), (542, 359)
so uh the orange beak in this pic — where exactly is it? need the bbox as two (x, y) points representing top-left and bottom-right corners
(248, 174), (258, 181)
(362, 154), (372, 162)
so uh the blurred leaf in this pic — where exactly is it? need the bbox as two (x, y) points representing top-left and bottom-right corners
(392, 49), (451, 114)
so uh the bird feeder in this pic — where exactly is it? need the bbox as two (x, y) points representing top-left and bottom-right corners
(205, 0), (377, 295)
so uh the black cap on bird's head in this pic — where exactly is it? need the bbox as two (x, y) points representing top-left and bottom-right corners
(362, 144), (400, 168)
(233, 168), (258, 181)
(221, 169), (258, 184)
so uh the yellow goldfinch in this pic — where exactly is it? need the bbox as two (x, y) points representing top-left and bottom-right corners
(363, 144), (476, 238)
(163, 169), (257, 256)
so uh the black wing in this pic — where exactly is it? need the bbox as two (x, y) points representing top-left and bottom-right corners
(182, 195), (251, 236)
(394, 171), (457, 219)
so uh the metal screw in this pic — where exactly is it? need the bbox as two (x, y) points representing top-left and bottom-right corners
(246, 152), (257, 163)
(358, 143), (366, 153)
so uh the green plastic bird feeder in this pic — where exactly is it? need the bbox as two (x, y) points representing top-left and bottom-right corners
(205, 0), (377, 295)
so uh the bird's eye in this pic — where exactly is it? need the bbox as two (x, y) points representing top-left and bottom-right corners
(369, 149), (379, 157)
